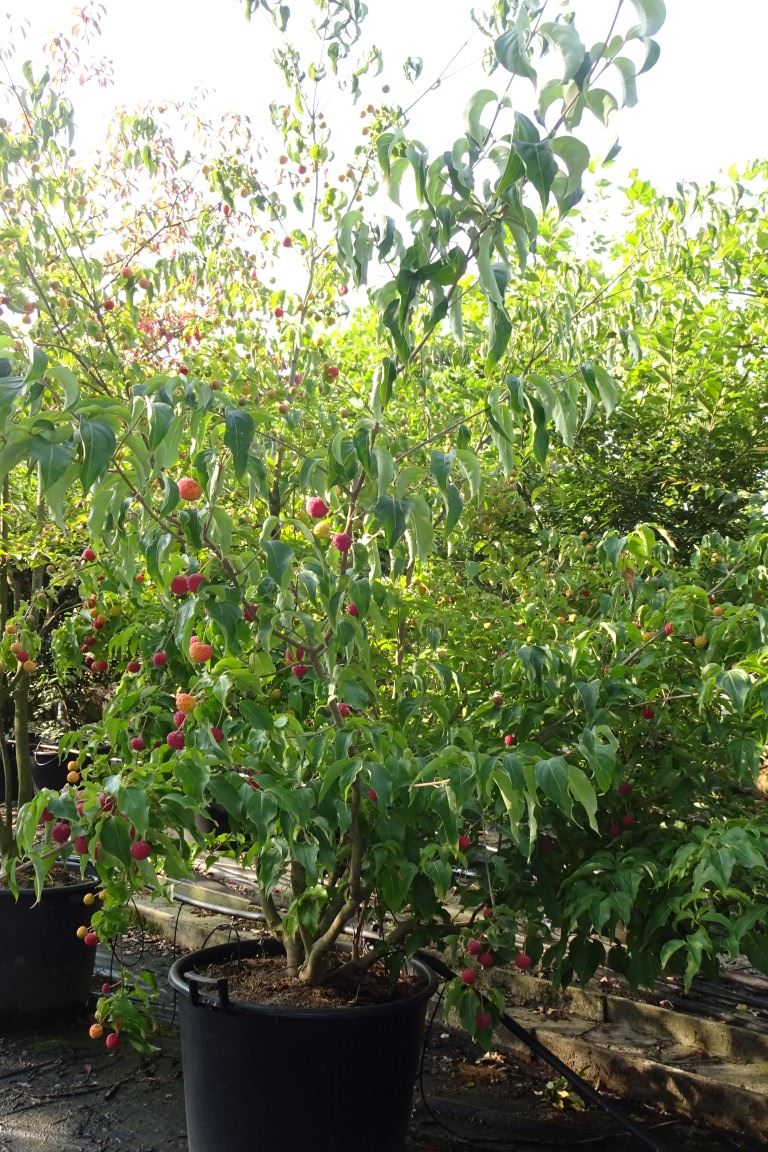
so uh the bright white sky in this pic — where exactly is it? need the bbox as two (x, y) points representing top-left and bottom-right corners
(2, 1), (765, 193)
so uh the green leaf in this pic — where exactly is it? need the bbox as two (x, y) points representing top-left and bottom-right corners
(79, 418), (116, 492)
(717, 669), (752, 714)
(743, 933), (768, 977)
(592, 365), (618, 417)
(486, 302), (512, 372)
(118, 786), (150, 836)
(465, 89), (497, 147)
(613, 57), (638, 107)
(49, 364), (79, 409)
(373, 495), (413, 548)
(627, 0), (666, 39)
(144, 532), (172, 584)
(495, 29), (536, 82)
(516, 140), (558, 209)
(28, 435), (75, 490)
(536, 756), (573, 819)
(567, 765), (598, 831)
(208, 601), (243, 647)
(224, 408), (255, 479)
(262, 540), (294, 586)
(540, 22), (586, 81)
(24, 344), (48, 384)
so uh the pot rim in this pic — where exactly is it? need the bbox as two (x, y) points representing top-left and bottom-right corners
(169, 936), (439, 1019)
(0, 859), (97, 898)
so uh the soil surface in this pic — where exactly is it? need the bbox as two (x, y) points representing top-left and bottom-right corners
(202, 953), (422, 1008)
(0, 929), (757, 1152)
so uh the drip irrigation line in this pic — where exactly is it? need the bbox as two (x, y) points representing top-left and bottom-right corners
(165, 888), (671, 1151)
(417, 952), (670, 1152)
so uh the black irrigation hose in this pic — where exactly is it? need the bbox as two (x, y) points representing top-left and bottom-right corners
(166, 890), (670, 1151)
(416, 952), (670, 1152)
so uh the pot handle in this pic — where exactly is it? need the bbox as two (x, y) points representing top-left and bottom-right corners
(185, 971), (231, 1011)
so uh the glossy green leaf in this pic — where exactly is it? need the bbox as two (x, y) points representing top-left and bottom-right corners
(224, 408), (255, 479)
(495, 29), (536, 82)
(79, 418), (116, 492)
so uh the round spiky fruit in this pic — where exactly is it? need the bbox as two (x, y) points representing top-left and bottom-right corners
(189, 641), (213, 663)
(331, 532), (352, 553)
(177, 477), (203, 501)
(305, 496), (329, 519)
(167, 730), (185, 750)
(175, 690), (197, 714)
(130, 840), (151, 860)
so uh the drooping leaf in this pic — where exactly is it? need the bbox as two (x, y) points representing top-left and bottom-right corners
(224, 408), (255, 479)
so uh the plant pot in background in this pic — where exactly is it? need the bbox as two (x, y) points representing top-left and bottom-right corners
(0, 866), (98, 1026)
(168, 937), (438, 1152)
(193, 802), (231, 837)
(30, 743), (71, 792)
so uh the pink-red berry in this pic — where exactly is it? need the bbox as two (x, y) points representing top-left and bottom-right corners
(105, 1032), (120, 1051)
(617, 781), (633, 797)
(291, 663), (308, 679)
(514, 952), (532, 971)
(74, 835), (89, 854)
(476, 1011), (492, 1031)
(458, 834), (472, 852)
(503, 733), (516, 747)
(306, 496), (329, 519)
(127, 660), (141, 674)
(186, 573), (205, 593)
(332, 532), (352, 553)
(478, 951), (494, 969)
(467, 938), (483, 957)
(170, 574), (189, 596)
(130, 737), (146, 752)
(151, 651), (167, 668)
(167, 730), (185, 750)
(211, 726), (224, 743)
(460, 968), (477, 986)
(52, 821), (70, 844)
(130, 840), (151, 860)
(346, 601), (358, 617)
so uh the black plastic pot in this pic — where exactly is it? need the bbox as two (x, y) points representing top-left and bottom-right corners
(169, 937), (438, 1152)
(0, 869), (98, 1026)
(30, 744), (71, 792)
(193, 802), (231, 837)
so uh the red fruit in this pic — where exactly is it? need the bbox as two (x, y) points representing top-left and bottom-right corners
(482, 905), (494, 919)
(51, 822), (70, 844)
(14, 649), (29, 663)
(467, 939), (483, 957)
(101, 982), (113, 995)
(130, 840), (151, 860)
(135, 571), (146, 583)
(170, 574), (189, 596)
(325, 365), (339, 380)
(663, 622), (674, 636)
(273, 306), (284, 318)
(503, 733), (516, 747)
(105, 1032), (120, 1051)
(243, 602), (257, 623)
(282, 235), (293, 248)
(492, 693), (503, 707)
(167, 730), (185, 750)
(92, 615), (106, 630)
(346, 602), (358, 617)
(622, 814), (635, 828)
(189, 641), (213, 663)
(337, 702), (351, 718)
(331, 532), (352, 553)
(291, 663), (308, 679)
(211, 726), (224, 743)
(103, 298), (115, 311)
(338, 284), (349, 296)
(99, 793), (115, 812)
(80, 642), (92, 653)
(476, 1011), (492, 1031)
(458, 834), (472, 852)
(367, 787), (378, 803)
(74, 835), (89, 854)
(91, 659), (108, 674)
(41, 807), (55, 823)
(178, 364), (189, 376)
(127, 660), (141, 674)
(305, 496), (329, 519)
(608, 824), (622, 839)
(298, 164), (307, 174)
(478, 951), (494, 969)
(186, 573), (205, 593)
(460, 968), (477, 986)
(222, 203), (231, 217)
(641, 706), (655, 720)
(130, 737), (146, 752)
(173, 711), (186, 729)
(285, 646), (305, 664)
(84, 931), (99, 946)
(151, 651), (167, 668)
(514, 952), (532, 971)
(177, 476), (203, 501)
(617, 781), (633, 797)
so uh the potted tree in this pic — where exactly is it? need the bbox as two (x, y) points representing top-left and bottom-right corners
(16, 1), (768, 1148)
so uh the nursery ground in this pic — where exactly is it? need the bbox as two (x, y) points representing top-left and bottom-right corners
(0, 935), (758, 1152)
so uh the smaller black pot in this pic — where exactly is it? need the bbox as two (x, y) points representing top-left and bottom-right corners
(0, 868), (98, 1027)
(194, 802), (231, 836)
